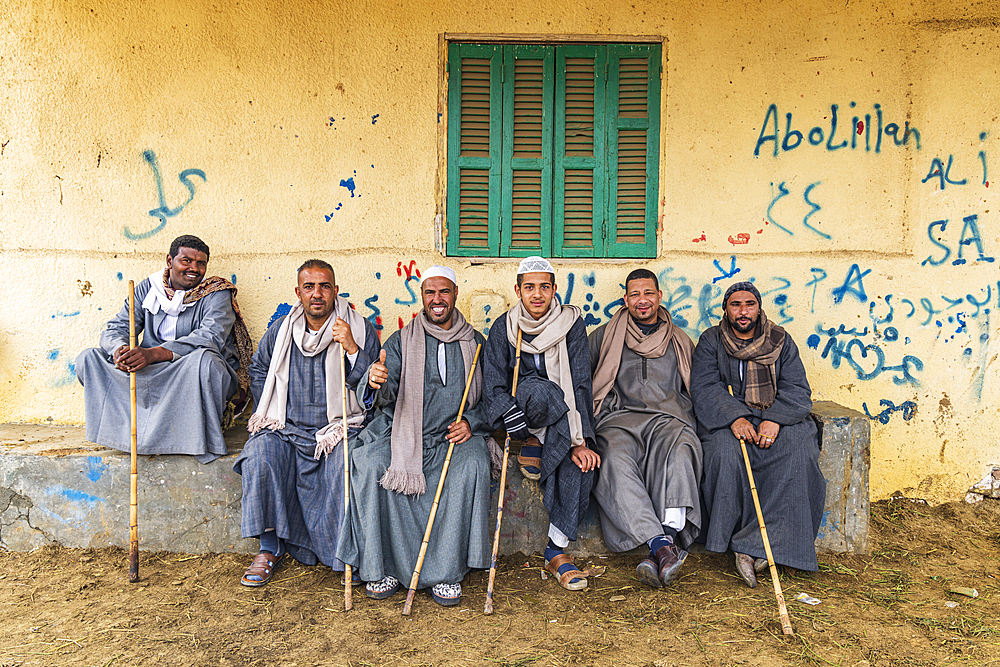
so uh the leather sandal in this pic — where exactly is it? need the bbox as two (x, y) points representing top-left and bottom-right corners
(544, 553), (588, 591)
(241, 551), (285, 587)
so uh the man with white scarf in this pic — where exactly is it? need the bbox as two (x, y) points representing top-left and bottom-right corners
(76, 234), (252, 464)
(337, 266), (493, 606)
(483, 257), (600, 592)
(234, 259), (380, 587)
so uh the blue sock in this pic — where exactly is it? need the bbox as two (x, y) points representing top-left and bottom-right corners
(259, 531), (284, 557)
(647, 535), (671, 555)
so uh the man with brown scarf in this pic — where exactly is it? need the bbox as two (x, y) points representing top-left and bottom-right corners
(483, 256), (600, 592)
(588, 269), (702, 588)
(337, 266), (493, 606)
(75, 234), (253, 464)
(691, 281), (826, 588)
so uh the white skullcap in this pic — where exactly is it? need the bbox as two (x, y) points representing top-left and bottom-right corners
(516, 256), (555, 275)
(420, 265), (457, 287)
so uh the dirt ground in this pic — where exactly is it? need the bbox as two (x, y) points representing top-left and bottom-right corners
(2, 498), (999, 667)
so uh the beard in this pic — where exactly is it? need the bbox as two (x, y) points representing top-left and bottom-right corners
(425, 305), (453, 326)
(730, 315), (758, 335)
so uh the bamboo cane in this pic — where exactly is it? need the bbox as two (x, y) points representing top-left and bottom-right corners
(128, 280), (139, 583)
(484, 328), (523, 615)
(729, 385), (793, 636)
(401, 343), (482, 616)
(341, 349), (353, 611)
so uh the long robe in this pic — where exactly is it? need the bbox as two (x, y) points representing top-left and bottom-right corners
(75, 277), (240, 464)
(690, 326), (826, 571)
(233, 313), (379, 568)
(336, 328), (492, 587)
(588, 322), (703, 551)
(482, 310), (596, 542)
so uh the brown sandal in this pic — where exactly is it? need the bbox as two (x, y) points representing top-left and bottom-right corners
(544, 553), (588, 591)
(241, 552), (285, 587)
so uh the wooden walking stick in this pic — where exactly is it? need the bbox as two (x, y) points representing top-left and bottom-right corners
(484, 328), (522, 615)
(401, 343), (482, 616)
(728, 386), (793, 636)
(128, 280), (140, 583)
(341, 349), (353, 611)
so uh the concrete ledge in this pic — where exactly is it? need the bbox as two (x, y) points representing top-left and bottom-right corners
(0, 401), (870, 555)
(812, 401), (871, 554)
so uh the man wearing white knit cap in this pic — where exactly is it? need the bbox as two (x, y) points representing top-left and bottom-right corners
(338, 265), (494, 606)
(483, 257), (600, 591)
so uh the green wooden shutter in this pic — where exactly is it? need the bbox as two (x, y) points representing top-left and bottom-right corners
(499, 45), (554, 257)
(553, 45), (607, 258)
(605, 43), (660, 258)
(447, 43), (502, 257)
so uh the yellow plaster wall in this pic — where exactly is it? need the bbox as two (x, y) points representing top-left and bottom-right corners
(1, 0), (997, 503)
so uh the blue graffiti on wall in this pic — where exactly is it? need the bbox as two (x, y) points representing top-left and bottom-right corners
(862, 399), (917, 424)
(124, 150), (206, 240)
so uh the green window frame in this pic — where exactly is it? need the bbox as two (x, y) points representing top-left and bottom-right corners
(446, 41), (661, 258)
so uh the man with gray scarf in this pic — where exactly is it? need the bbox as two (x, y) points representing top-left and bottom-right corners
(589, 268), (701, 589)
(337, 266), (493, 607)
(691, 281), (826, 588)
(483, 257), (600, 592)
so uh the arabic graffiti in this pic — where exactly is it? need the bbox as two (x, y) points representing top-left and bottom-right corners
(124, 150), (206, 241)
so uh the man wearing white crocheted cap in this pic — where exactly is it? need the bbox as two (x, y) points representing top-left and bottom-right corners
(338, 265), (494, 607)
(483, 256), (600, 591)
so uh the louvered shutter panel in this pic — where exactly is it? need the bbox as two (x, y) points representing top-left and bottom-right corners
(605, 44), (660, 258)
(553, 45), (606, 257)
(499, 45), (554, 257)
(447, 43), (502, 256)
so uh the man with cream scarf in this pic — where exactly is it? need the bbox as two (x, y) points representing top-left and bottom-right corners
(483, 256), (599, 592)
(336, 266), (492, 606)
(76, 234), (252, 464)
(588, 269), (702, 589)
(691, 281), (825, 589)
(234, 260), (380, 587)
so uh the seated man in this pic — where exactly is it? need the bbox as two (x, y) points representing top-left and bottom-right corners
(234, 260), (379, 587)
(75, 234), (252, 464)
(483, 256), (600, 592)
(337, 266), (493, 606)
(691, 281), (826, 588)
(589, 269), (702, 588)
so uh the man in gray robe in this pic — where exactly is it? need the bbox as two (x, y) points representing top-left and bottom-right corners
(483, 256), (600, 592)
(589, 269), (702, 588)
(337, 266), (492, 606)
(234, 260), (380, 587)
(75, 234), (252, 464)
(691, 281), (826, 588)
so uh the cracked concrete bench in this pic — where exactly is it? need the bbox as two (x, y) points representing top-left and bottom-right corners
(0, 401), (868, 556)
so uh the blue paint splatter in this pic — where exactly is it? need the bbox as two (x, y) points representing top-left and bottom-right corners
(47, 350), (60, 361)
(59, 488), (104, 504)
(806, 334), (820, 349)
(231, 274), (237, 285)
(375, 272), (382, 279)
(116, 272), (123, 281)
(267, 303), (292, 328)
(51, 311), (81, 319)
(86, 457), (108, 482)
(371, 114), (379, 124)
(340, 177), (356, 197)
